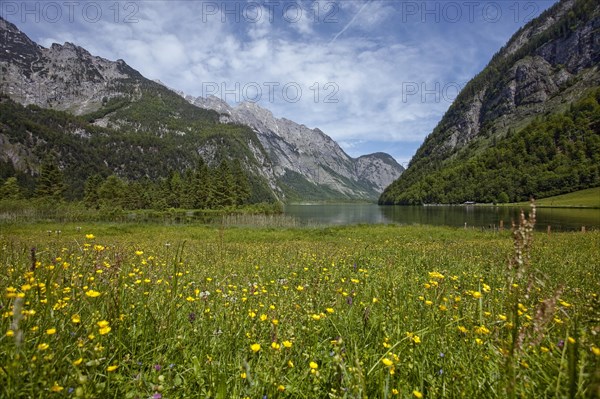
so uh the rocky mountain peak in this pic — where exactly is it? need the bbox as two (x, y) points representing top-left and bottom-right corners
(1, 16), (141, 114)
(177, 90), (404, 199)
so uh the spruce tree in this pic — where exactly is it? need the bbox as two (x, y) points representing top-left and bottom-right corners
(213, 160), (236, 207)
(97, 175), (127, 209)
(35, 158), (66, 200)
(232, 159), (251, 205)
(192, 158), (212, 209)
(83, 174), (104, 209)
(0, 177), (22, 200)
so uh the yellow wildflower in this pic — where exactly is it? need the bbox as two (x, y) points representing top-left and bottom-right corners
(250, 343), (261, 353)
(428, 271), (445, 279)
(474, 325), (490, 335)
(382, 358), (393, 367)
(50, 382), (64, 392)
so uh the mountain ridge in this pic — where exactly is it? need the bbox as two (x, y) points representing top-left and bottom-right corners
(157, 86), (404, 199)
(0, 16), (403, 202)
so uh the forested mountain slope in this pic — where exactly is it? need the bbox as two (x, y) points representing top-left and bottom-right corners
(380, 0), (599, 204)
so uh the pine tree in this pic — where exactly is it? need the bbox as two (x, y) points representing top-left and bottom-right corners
(35, 158), (66, 200)
(0, 177), (22, 200)
(83, 174), (104, 209)
(213, 160), (236, 207)
(97, 175), (127, 209)
(232, 159), (251, 205)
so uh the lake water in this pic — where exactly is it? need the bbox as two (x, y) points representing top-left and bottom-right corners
(284, 204), (600, 231)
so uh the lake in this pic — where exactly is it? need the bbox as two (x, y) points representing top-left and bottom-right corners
(284, 203), (600, 231)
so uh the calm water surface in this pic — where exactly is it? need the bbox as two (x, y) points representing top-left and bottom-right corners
(284, 204), (600, 231)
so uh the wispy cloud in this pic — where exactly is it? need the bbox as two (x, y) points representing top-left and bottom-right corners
(330, 0), (371, 43)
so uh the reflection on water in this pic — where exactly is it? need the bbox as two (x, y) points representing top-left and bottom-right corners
(284, 204), (600, 231)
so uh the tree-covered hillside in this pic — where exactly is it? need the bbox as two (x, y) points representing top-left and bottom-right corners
(0, 95), (277, 206)
(379, 90), (600, 204)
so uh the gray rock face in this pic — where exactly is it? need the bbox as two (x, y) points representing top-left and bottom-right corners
(183, 94), (404, 199)
(0, 17), (140, 115)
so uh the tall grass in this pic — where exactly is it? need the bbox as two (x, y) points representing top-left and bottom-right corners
(0, 221), (598, 398)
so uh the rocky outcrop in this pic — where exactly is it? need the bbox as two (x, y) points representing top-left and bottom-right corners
(0, 17), (140, 115)
(442, 0), (599, 154)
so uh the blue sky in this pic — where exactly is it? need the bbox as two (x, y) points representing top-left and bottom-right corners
(2, 0), (559, 166)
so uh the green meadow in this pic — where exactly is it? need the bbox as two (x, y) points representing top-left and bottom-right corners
(523, 187), (600, 208)
(1, 214), (599, 398)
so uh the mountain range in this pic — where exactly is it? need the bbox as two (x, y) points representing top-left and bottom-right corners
(2, 0), (597, 208)
(0, 16), (403, 203)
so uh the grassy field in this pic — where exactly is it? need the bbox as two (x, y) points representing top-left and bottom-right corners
(517, 187), (600, 208)
(1, 215), (599, 398)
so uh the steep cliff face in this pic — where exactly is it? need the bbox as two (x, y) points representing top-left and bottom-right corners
(184, 95), (404, 200)
(0, 17), (142, 115)
(437, 0), (599, 156)
(380, 0), (600, 205)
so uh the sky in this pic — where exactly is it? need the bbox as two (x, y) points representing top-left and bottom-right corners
(2, 0), (559, 166)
